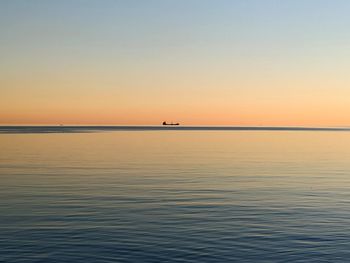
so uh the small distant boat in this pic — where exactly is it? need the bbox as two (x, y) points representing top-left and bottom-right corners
(162, 121), (180, 126)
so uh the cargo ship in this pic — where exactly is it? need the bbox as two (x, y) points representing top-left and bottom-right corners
(162, 121), (180, 126)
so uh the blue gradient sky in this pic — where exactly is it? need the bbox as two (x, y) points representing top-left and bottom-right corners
(1, 0), (350, 125)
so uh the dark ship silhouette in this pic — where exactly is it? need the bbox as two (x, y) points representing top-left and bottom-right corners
(162, 121), (180, 126)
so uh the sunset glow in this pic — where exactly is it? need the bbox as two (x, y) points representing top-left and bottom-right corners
(1, 0), (350, 126)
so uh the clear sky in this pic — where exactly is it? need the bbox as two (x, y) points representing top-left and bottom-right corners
(1, 0), (350, 126)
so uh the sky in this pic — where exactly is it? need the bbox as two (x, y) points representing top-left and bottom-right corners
(1, 0), (350, 126)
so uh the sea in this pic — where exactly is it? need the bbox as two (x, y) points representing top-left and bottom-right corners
(1, 126), (350, 262)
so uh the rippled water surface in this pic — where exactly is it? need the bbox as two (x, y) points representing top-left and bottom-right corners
(1, 129), (350, 262)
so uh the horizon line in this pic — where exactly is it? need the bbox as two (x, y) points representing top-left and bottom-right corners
(1, 125), (350, 134)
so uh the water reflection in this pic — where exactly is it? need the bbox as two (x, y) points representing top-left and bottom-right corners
(1, 131), (350, 262)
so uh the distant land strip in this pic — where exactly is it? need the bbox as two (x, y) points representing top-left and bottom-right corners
(0, 126), (350, 134)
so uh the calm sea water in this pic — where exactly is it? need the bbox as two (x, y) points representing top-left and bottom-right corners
(1, 128), (350, 262)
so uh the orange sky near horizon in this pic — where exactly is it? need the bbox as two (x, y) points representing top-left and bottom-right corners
(1, 66), (350, 126)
